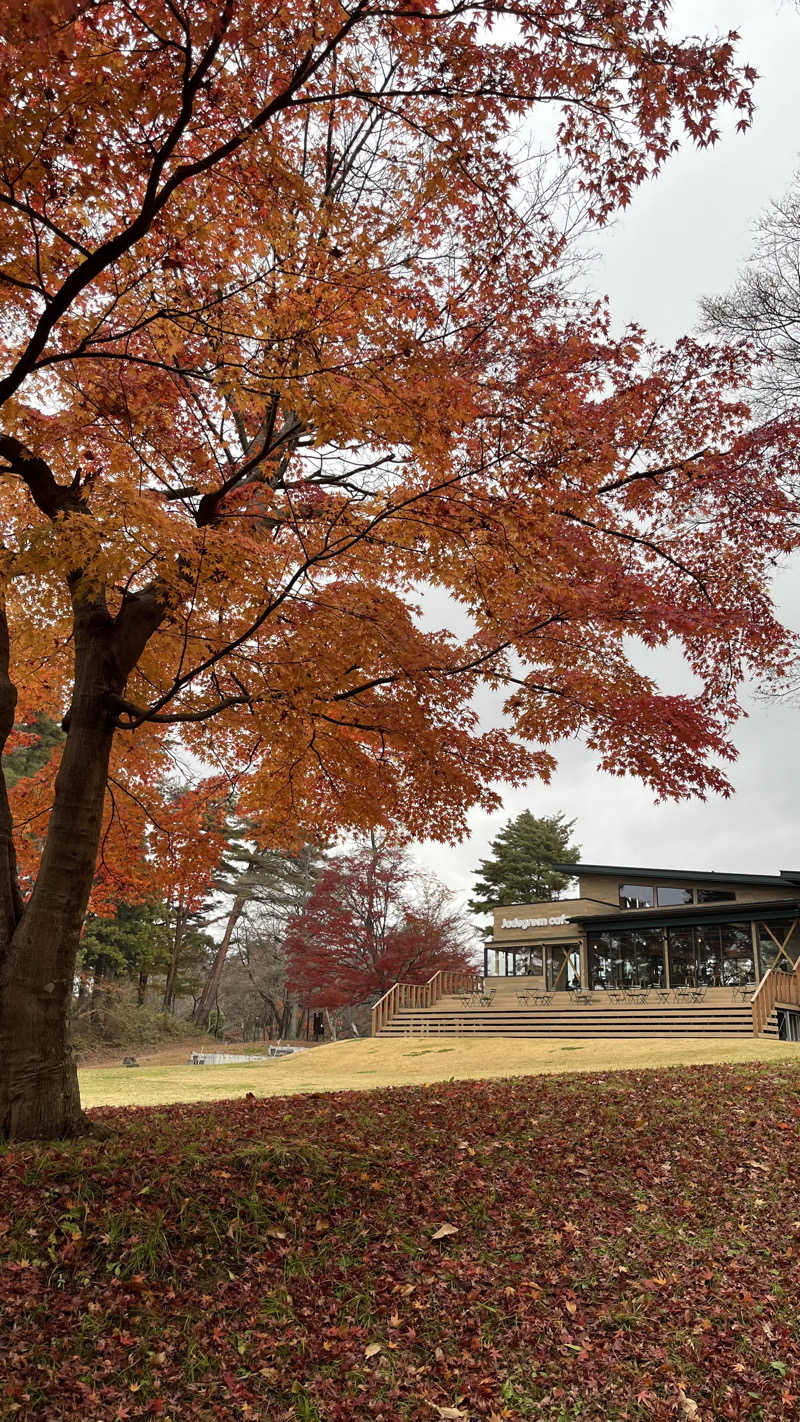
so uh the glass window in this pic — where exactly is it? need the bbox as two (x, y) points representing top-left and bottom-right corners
(619, 883), (655, 910)
(719, 924), (755, 986)
(547, 944), (580, 990)
(612, 928), (637, 986)
(757, 919), (800, 977)
(695, 924), (722, 985)
(696, 888), (735, 904)
(588, 932), (613, 989)
(668, 926), (696, 986)
(631, 926), (666, 986)
(514, 946), (544, 977)
(597, 927), (666, 987)
(657, 886), (693, 906)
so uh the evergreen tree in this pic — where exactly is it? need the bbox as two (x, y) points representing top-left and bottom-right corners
(469, 812), (580, 917)
(79, 901), (170, 998)
(193, 831), (325, 1028)
(3, 712), (64, 788)
(77, 900), (172, 1019)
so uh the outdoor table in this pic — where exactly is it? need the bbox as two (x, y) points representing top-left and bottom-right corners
(571, 991), (593, 1006)
(626, 989), (648, 1004)
(655, 988), (671, 1003)
(516, 991), (531, 1006)
(477, 990), (496, 1008)
(532, 992), (553, 1006)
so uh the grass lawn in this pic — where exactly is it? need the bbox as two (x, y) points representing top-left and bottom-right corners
(2, 1061), (799, 1420)
(79, 1034), (800, 1108)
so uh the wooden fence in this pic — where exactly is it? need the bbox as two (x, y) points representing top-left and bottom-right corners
(371, 968), (482, 1036)
(752, 956), (800, 1035)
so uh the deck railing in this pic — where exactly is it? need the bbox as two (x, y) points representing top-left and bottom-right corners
(371, 968), (482, 1036)
(752, 955), (800, 1035)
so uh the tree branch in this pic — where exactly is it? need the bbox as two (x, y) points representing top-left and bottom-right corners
(0, 434), (85, 520)
(107, 691), (250, 728)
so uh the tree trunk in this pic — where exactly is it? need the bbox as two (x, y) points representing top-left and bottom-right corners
(0, 607), (120, 1139)
(193, 896), (245, 1027)
(89, 963), (104, 1031)
(137, 970), (148, 1007)
(0, 580), (164, 1141)
(162, 910), (186, 1014)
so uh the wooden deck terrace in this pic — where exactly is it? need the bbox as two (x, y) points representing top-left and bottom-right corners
(377, 982), (759, 1038)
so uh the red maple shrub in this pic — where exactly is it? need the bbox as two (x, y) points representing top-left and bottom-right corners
(285, 839), (476, 1008)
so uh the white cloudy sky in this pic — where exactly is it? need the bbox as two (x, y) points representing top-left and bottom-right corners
(410, 0), (800, 908)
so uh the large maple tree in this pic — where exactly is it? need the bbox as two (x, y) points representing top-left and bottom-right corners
(0, 0), (798, 1138)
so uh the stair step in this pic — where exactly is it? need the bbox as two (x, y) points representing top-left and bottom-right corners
(379, 1002), (754, 1038)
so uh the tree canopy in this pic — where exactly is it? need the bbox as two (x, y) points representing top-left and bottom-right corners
(469, 810), (580, 915)
(1, 0), (799, 1137)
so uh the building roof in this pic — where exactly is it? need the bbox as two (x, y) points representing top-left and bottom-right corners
(567, 897), (800, 932)
(550, 862), (800, 889)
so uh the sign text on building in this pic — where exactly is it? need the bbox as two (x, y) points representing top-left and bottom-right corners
(500, 915), (568, 930)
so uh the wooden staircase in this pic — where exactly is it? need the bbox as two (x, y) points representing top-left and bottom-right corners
(377, 987), (754, 1039)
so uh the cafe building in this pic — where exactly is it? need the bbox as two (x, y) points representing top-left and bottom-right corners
(486, 862), (800, 993)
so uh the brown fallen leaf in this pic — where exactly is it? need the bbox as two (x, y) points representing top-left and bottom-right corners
(432, 1224), (459, 1240)
(365, 1342), (382, 1358)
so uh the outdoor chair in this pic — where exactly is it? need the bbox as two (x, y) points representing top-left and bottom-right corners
(626, 988), (648, 1004)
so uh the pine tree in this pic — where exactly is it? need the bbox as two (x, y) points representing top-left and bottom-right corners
(192, 830), (324, 1029)
(469, 812), (580, 918)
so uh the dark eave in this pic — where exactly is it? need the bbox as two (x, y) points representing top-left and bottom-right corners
(568, 897), (800, 933)
(550, 861), (800, 889)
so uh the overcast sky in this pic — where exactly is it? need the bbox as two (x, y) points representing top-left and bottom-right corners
(410, 0), (800, 911)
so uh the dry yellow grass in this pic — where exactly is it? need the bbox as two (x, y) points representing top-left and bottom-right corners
(78, 1034), (800, 1109)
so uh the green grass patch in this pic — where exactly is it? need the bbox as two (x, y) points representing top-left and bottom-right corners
(78, 1035), (800, 1108)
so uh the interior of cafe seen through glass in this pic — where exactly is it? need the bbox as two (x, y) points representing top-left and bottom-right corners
(490, 920), (799, 988)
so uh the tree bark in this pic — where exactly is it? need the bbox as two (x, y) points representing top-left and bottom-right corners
(0, 605), (23, 946)
(0, 605), (120, 1137)
(0, 582), (165, 1140)
(162, 909), (186, 1013)
(193, 896), (245, 1027)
